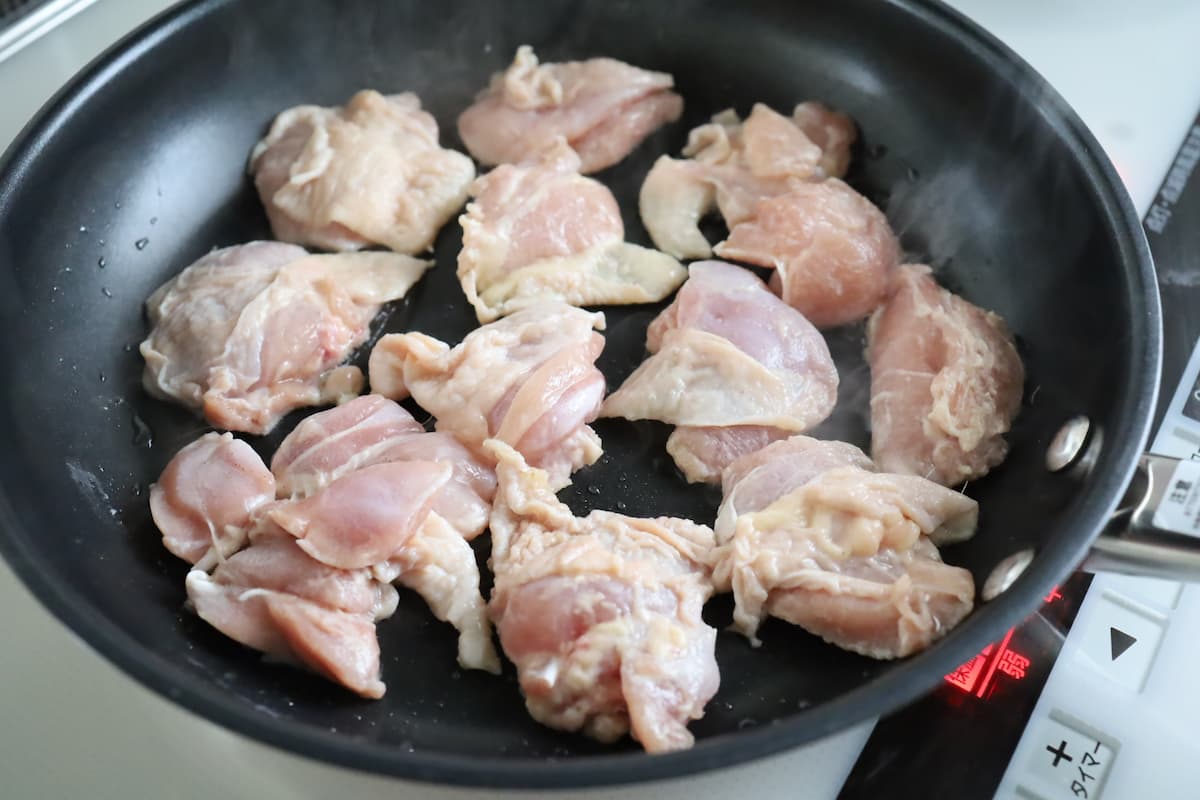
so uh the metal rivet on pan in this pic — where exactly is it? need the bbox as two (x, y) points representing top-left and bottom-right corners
(981, 548), (1035, 602)
(1046, 415), (1091, 472)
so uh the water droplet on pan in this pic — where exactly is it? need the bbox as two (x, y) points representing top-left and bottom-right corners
(132, 414), (154, 447)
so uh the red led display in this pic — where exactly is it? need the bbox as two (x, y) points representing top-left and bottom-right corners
(996, 648), (1030, 680)
(942, 585), (1061, 697)
(945, 644), (993, 693)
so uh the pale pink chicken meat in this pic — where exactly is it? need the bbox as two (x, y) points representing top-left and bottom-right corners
(457, 138), (684, 322)
(868, 264), (1024, 485)
(715, 178), (900, 328)
(269, 394), (426, 495)
(368, 303), (607, 488)
(265, 457), (499, 672)
(249, 90), (475, 254)
(457, 45), (683, 174)
(149, 432), (275, 570)
(270, 394), (497, 540)
(140, 241), (430, 435)
(664, 425), (795, 486)
(712, 436), (978, 658)
(715, 435), (875, 533)
(639, 102), (856, 260)
(602, 260), (838, 483)
(267, 461), (452, 569)
(185, 530), (399, 698)
(486, 440), (718, 753)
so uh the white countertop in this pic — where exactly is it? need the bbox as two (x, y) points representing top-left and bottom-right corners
(3, 1), (1200, 798)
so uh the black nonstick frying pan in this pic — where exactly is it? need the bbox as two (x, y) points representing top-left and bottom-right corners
(0, 0), (1161, 788)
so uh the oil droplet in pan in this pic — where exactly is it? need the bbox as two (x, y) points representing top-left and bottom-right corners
(131, 413), (154, 448)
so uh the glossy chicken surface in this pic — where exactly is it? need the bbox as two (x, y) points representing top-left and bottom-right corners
(868, 264), (1024, 485)
(602, 261), (837, 482)
(156, 398), (501, 681)
(713, 436), (978, 658)
(185, 529), (399, 698)
(268, 424), (497, 672)
(368, 303), (607, 488)
(715, 178), (899, 328)
(487, 440), (718, 752)
(140, 241), (430, 434)
(458, 138), (684, 322)
(250, 90), (474, 254)
(458, 45), (682, 174)
(639, 102), (855, 259)
(271, 395), (496, 540)
(149, 431), (276, 570)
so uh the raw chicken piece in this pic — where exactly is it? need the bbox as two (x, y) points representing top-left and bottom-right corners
(868, 264), (1024, 485)
(790, 102), (858, 176)
(639, 102), (856, 260)
(716, 435), (874, 532)
(715, 436), (975, 543)
(267, 461), (452, 569)
(665, 425), (794, 486)
(602, 261), (838, 483)
(270, 395), (496, 540)
(457, 45), (683, 174)
(371, 512), (498, 673)
(458, 138), (685, 322)
(270, 394), (426, 496)
(714, 178), (899, 328)
(486, 440), (718, 753)
(266, 459), (499, 672)
(712, 436), (978, 658)
(368, 303), (607, 488)
(185, 530), (399, 698)
(140, 241), (430, 435)
(149, 432), (275, 570)
(249, 90), (475, 254)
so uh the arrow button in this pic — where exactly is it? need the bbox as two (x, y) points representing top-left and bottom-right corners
(1109, 627), (1137, 661)
(1081, 591), (1166, 692)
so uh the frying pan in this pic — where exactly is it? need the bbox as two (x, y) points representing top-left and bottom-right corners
(0, 0), (1162, 788)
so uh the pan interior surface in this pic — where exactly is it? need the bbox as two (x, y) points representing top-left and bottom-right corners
(0, 0), (1158, 787)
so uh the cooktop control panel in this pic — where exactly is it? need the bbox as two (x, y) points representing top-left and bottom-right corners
(996, 117), (1200, 800)
(994, 408), (1200, 799)
(842, 113), (1200, 800)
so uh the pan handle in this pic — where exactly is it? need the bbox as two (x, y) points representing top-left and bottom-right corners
(1082, 453), (1200, 580)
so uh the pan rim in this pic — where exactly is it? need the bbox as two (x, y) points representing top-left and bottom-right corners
(0, 0), (1161, 788)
